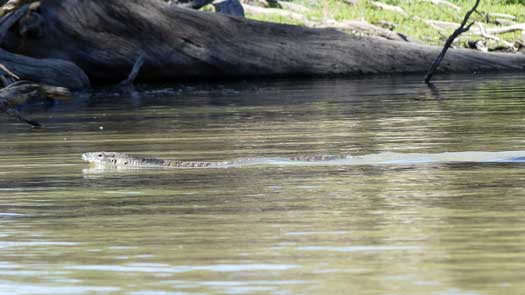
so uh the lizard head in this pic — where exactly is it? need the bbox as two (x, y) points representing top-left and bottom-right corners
(82, 152), (132, 167)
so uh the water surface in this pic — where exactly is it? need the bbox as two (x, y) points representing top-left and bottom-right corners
(2, 74), (525, 295)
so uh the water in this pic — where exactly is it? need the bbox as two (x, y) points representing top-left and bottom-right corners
(1, 74), (525, 295)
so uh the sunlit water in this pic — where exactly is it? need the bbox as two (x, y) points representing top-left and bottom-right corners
(2, 74), (525, 295)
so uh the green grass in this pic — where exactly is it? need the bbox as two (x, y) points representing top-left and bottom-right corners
(243, 0), (525, 47)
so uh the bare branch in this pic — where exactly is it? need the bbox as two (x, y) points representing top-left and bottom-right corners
(476, 22), (516, 51)
(3, 108), (41, 127)
(424, 0), (481, 84)
(118, 52), (145, 87)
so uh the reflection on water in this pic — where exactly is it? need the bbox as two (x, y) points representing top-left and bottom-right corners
(2, 74), (525, 294)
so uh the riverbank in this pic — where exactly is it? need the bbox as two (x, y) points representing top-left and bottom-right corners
(239, 0), (525, 52)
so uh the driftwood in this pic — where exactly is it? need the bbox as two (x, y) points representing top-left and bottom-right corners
(484, 23), (525, 35)
(476, 23), (515, 51)
(0, 1), (89, 89)
(424, 18), (521, 52)
(487, 12), (516, 20)
(495, 19), (516, 27)
(0, 0), (82, 125)
(1, 0), (523, 86)
(0, 48), (89, 89)
(0, 0), (525, 126)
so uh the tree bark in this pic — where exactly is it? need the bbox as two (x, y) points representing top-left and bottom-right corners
(0, 48), (89, 89)
(0, 2), (89, 89)
(1, 0), (525, 87)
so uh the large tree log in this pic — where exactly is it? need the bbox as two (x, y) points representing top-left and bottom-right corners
(2, 0), (525, 85)
(0, 48), (90, 89)
(0, 1), (89, 89)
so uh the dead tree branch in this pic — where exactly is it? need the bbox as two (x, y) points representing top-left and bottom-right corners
(477, 22), (515, 51)
(118, 52), (145, 87)
(424, 0), (481, 84)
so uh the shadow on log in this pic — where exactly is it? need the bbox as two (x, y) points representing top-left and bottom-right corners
(1, 0), (525, 87)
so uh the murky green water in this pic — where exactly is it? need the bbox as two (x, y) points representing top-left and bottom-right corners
(2, 74), (525, 295)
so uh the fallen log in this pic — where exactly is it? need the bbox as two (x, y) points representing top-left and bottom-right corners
(0, 2), (89, 89)
(1, 0), (525, 87)
(0, 49), (89, 90)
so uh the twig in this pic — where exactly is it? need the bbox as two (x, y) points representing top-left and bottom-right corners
(3, 108), (41, 127)
(0, 66), (19, 86)
(4, 79), (32, 89)
(118, 52), (145, 87)
(0, 63), (19, 80)
(424, 0), (481, 84)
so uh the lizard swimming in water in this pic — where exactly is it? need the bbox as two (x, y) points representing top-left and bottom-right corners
(82, 151), (352, 169)
(82, 150), (525, 170)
